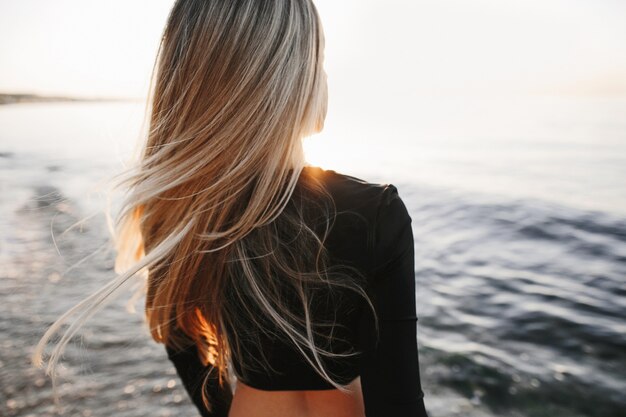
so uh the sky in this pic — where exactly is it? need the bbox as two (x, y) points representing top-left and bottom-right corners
(0, 0), (625, 98)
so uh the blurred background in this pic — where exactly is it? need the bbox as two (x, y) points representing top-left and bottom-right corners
(1, 1), (625, 416)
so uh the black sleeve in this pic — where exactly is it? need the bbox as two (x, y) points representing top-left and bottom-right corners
(357, 184), (429, 417)
(165, 342), (233, 417)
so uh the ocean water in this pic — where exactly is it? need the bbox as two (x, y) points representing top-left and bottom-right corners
(1, 98), (625, 417)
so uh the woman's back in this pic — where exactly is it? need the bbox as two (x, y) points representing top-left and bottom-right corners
(230, 378), (365, 417)
(166, 166), (428, 417)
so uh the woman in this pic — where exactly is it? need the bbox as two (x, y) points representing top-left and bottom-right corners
(33, 1), (429, 416)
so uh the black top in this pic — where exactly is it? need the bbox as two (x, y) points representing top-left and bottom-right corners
(165, 166), (428, 417)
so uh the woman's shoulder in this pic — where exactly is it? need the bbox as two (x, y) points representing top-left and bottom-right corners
(302, 165), (413, 278)
(302, 165), (393, 211)
(302, 165), (411, 247)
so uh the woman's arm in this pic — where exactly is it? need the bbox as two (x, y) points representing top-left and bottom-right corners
(165, 341), (233, 417)
(357, 184), (429, 417)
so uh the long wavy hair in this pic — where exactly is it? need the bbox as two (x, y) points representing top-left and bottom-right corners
(33, 0), (377, 412)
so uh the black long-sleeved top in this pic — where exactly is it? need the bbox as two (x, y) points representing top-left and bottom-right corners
(165, 166), (428, 417)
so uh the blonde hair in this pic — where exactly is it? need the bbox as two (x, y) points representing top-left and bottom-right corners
(33, 0), (376, 412)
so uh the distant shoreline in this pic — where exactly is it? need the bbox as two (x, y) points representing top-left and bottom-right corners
(0, 93), (141, 106)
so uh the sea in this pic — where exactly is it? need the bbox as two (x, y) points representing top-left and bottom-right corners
(1, 96), (625, 417)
